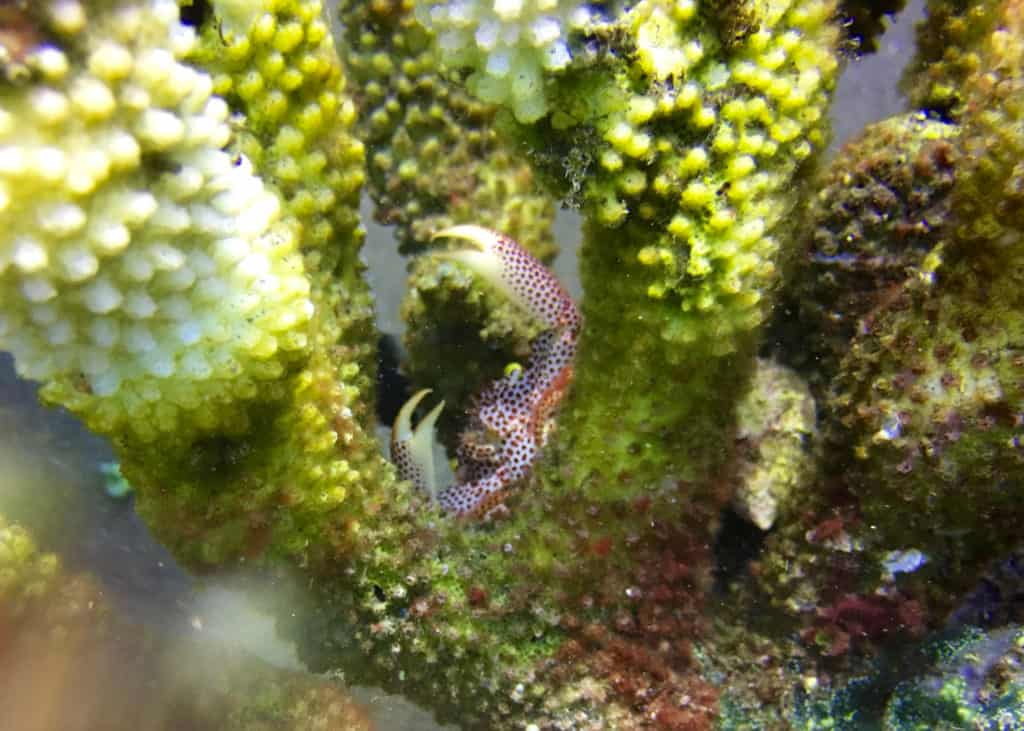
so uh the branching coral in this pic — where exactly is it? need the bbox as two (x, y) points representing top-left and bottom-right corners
(0, 0), (314, 444)
(336, 0), (559, 445)
(7, 0), (1024, 730)
(410, 0), (843, 499)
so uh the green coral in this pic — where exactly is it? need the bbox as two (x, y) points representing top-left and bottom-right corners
(106, 0), (397, 569)
(902, 0), (1004, 117)
(412, 0), (586, 124)
(18, 0), (1024, 729)
(949, 0), (1024, 251)
(338, 0), (556, 258)
(481, 0), (843, 496)
(336, 0), (557, 436)
(0, 0), (315, 444)
(0, 513), (61, 621)
(0, 0), (394, 570)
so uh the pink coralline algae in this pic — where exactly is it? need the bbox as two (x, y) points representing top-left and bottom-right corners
(391, 225), (580, 517)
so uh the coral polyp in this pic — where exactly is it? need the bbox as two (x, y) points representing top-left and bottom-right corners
(392, 225), (580, 516)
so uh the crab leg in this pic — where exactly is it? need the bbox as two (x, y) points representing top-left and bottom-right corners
(391, 227), (580, 517)
(390, 389), (445, 503)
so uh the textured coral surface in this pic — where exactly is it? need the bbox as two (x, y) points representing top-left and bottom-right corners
(0, 0), (315, 443)
(3, 0), (1024, 730)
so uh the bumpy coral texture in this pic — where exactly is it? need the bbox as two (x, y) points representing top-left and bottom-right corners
(193, 0), (368, 264)
(0, 0), (315, 444)
(487, 0), (842, 497)
(190, 0), (378, 405)
(791, 113), (957, 386)
(109, 0), (395, 569)
(901, 0), (1003, 116)
(339, 0), (556, 257)
(950, 0), (1024, 249)
(414, 0), (587, 123)
(338, 0), (558, 443)
(827, 0), (1024, 599)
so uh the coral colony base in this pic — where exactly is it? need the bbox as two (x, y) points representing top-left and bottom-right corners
(4, 0), (1024, 729)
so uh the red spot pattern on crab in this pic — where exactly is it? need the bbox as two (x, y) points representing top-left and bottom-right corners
(439, 228), (580, 516)
(392, 226), (581, 517)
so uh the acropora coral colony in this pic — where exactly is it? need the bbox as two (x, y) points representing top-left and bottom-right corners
(2, 0), (1024, 729)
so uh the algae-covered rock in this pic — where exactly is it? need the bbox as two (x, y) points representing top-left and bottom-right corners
(829, 1), (1024, 600)
(830, 252), (1024, 598)
(883, 626), (1024, 730)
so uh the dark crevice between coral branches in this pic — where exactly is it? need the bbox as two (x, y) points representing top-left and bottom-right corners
(178, 0), (211, 29)
(712, 507), (768, 594)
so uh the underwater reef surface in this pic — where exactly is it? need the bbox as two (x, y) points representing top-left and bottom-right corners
(1, 0), (1024, 729)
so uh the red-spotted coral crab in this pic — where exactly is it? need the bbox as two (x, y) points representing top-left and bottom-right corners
(390, 226), (581, 517)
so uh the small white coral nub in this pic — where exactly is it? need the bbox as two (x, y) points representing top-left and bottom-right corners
(414, 0), (595, 122)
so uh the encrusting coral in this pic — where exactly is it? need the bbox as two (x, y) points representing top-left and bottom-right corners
(785, 112), (958, 386)
(823, 0), (1024, 608)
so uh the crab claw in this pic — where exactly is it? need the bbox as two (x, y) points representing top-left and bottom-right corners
(391, 389), (445, 502)
(433, 225), (572, 330)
